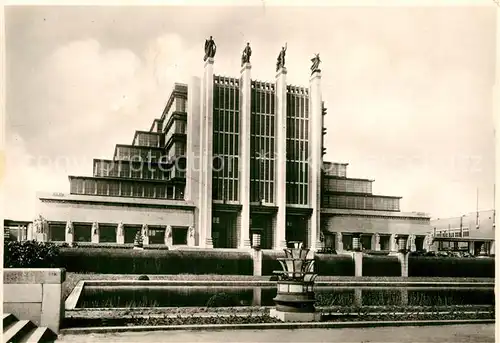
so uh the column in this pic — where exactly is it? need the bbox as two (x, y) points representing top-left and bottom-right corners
(116, 222), (125, 244)
(252, 287), (262, 306)
(186, 76), (202, 246)
(91, 222), (99, 244)
(274, 66), (287, 250)
(27, 223), (34, 241)
(238, 62), (252, 249)
(142, 224), (149, 246)
(398, 252), (409, 277)
(308, 69), (323, 251)
(198, 57), (215, 248)
(252, 248), (262, 276)
(335, 232), (344, 253)
(65, 221), (74, 245)
(187, 226), (195, 246)
(354, 251), (363, 277)
(389, 233), (397, 253)
(372, 233), (380, 251)
(165, 225), (173, 247)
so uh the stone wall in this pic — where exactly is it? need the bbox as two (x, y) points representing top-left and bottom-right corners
(3, 268), (66, 333)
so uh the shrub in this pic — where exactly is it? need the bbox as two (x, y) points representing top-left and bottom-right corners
(137, 275), (150, 281)
(362, 255), (400, 276)
(314, 254), (355, 276)
(205, 292), (239, 307)
(4, 240), (61, 268)
(58, 248), (253, 275)
(408, 256), (495, 277)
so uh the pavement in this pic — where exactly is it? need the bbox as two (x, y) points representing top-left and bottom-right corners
(58, 323), (494, 342)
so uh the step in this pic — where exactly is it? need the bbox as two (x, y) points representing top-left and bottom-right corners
(3, 313), (17, 329)
(18, 327), (57, 343)
(3, 319), (35, 343)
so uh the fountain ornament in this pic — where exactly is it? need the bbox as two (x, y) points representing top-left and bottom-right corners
(270, 241), (322, 322)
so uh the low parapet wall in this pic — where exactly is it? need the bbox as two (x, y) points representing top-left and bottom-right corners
(3, 268), (66, 333)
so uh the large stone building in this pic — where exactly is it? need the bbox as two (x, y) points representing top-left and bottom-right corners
(12, 43), (431, 251)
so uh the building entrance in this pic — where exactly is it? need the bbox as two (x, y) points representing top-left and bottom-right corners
(250, 214), (273, 249)
(212, 212), (237, 248)
(285, 215), (308, 247)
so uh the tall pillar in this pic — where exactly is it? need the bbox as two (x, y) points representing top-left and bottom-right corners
(274, 67), (287, 250)
(116, 222), (125, 244)
(198, 57), (215, 248)
(91, 222), (99, 244)
(308, 70), (323, 251)
(65, 221), (73, 245)
(186, 76), (202, 246)
(494, 6), (500, 255)
(238, 62), (252, 249)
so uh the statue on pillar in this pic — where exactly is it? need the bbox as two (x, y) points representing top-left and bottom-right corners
(204, 36), (217, 61)
(92, 222), (99, 235)
(142, 224), (149, 237)
(189, 226), (195, 238)
(310, 53), (321, 74)
(66, 221), (73, 234)
(276, 43), (287, 72)
(241, 42), (252, 66)
(165, 225), (172, 239)
(117, 222), (124, 237)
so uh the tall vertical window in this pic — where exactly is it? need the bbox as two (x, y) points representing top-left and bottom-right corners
(250, 81), (275, 203)
(212, 76), (240, 202)
(285, 86), (309, 205)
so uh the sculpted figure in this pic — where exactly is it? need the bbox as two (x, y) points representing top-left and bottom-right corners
(204, 36), (217, 61)
(66, 221), (73, 234)
(310, 53), (321, 74)
(276, 43), (287, 71)
(117, 222), (124, 236)
(241, 42), (252, 66)
(142, 224), (149, 237)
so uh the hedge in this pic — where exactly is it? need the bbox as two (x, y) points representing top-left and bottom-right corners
(314, 254), (355, 276)
(408, 256), (494, 278)
(59, 248), (253, 275)
(262, 250), (285, 276)
(362, 255), (400, 277)
(4, 240), (60, 268)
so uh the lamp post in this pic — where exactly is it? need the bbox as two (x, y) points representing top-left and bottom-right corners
(270, 242), (321, 322)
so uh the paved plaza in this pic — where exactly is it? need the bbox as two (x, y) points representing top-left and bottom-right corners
(58, 324), (494, 343)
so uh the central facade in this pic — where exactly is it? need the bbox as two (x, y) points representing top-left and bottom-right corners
(188, 59), (324, 250)
(32, 46), (430, 251)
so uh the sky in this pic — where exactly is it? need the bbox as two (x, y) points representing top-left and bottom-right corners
(3, 4), (498, 220)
